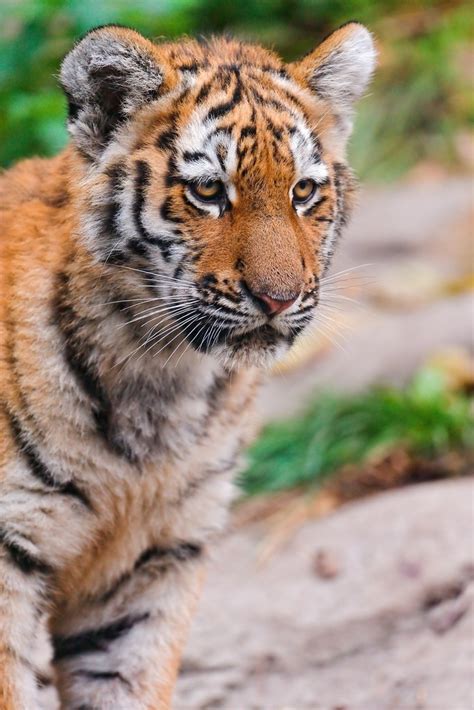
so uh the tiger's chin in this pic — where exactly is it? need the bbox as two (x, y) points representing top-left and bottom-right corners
(192, 323), (296, 371)
(214, 340), (290, 370)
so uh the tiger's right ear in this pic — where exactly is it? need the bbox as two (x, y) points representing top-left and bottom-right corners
(60, 25), (165, 160)
(290, 23), (376, 145)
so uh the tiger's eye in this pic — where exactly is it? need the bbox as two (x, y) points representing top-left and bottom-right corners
(292, 179), (316, 204)
(190, 180), (224, 201)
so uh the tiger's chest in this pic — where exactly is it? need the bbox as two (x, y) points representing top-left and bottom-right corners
(51, 355), (259, 601)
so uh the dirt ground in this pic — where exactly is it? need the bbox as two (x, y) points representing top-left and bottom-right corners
(176, 479), (474, 710)
(175, 176), (474, 709)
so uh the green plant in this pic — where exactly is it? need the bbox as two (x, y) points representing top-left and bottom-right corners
(241, 367), (474, 495)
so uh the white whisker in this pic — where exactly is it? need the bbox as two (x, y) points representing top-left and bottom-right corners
(163, 316), (207, 368)
(114, 309), (199, 370)
(114, 300), (196, 331)
(109, 263), (195, 285)
(174, 319), (210, 368)
(134, 312), (199, 366)
(320, 263), (374, 283)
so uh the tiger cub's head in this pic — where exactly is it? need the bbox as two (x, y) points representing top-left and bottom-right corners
(61, 24), (376, 369)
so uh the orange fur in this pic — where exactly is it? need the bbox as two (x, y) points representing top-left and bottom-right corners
(0, 24), (374, 708)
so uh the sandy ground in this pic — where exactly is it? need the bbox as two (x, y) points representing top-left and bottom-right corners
(175, 176), (474, 709)
(176, 479), (474, 709)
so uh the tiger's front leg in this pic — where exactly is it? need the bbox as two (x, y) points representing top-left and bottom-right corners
(0, 556), (60, 710)
(53, 541), (205, 710)
(0, 409), (97, 710)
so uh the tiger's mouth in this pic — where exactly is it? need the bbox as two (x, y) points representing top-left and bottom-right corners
(177, 307), (311, 368)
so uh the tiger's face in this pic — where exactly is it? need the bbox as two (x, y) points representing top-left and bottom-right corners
(61, 25), (376, 368)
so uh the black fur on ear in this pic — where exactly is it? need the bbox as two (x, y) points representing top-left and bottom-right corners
(60, 25), (164, 159)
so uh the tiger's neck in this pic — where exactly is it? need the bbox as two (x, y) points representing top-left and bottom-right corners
(50, 240), (229, 463)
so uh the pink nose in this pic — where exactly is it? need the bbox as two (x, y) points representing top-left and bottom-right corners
(253, 291), (299, 316)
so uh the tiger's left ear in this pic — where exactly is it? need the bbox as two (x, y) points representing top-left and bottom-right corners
(290, 22), (376, 139)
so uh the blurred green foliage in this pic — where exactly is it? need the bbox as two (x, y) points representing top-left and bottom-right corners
(241, 366), (474, 495)
(1, 0), (472, 178)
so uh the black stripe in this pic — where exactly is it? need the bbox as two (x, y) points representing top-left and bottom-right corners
(173, 264), (184, 280)
(164, 155), (184, 188)
(205, 282), (242, 304)
(132, 161), (174, 261)
(178, 61), (201, 73)
(41, 187), (70, 210)
(0, 529), (53, 576)
(73, 670), (132, 689)
(182, 192), (209, 217)
(261, 65), (290, 80)
(54, 273), (134, 462)
(239, 124), (256, 139)
(53, 613), (149, 660)
(133, 234), (173, 259)
(103, 248), (128, 264)
(302, 195), (328, 218)
(216, 152), (226, 172)
(160, 196), (184, 224)
(64, 89), (80, 121)
(132, 160), (151, 238)
(182, 150), (209, 163)
(206, 82), (242, 122)
(199, 305), (244, 323)
(6, 410), (91, 509)
(36, 673), (53, 688)
(266, 118), (283, 141)
(136, 542), (202, 568)
(332, 162), (353, 233)
(294, 301), (316, 315)
(199, 273), (218, 288)
(202, 373), (229, 425)
(195, 82), (212, 103)
(54, 274), (110, 432)
(100, 163), (126, 250)
(99, 541), (202, 603)
(250, 88), (286, 113)
(174, 457), (236, 509)
(156, 127), (177, 150)
(207, 125), (234, 141)
(126, 237), (149, 258)
(216, 64), (238, 87)
(286, 322), (307, 339)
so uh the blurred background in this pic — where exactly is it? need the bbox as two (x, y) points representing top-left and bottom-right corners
(2, 1), (473, 707)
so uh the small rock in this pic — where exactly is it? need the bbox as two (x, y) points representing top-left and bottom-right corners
(398, 558), (423, 579)
(427, 592), (471, 634)
(313, 549), (341, 579)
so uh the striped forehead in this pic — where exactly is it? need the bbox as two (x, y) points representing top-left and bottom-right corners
(174, 72), (328, 186)
(175, 108), (238, 183)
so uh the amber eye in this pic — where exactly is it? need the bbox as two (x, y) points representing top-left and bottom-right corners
(292, 179), (317, 204)
(190, 180), (225, 202)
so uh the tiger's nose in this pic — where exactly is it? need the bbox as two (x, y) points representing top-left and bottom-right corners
(253, 290), (299, 316)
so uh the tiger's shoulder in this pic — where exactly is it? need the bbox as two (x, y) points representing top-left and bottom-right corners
(0, 151), (72, 211)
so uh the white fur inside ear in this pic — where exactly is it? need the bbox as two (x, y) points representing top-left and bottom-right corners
(311, 24), (377, 109)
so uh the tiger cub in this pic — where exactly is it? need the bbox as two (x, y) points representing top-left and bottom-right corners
(0, 22), (375, 709)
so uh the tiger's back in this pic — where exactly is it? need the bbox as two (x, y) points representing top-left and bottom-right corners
(0, 24), (375, 709)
